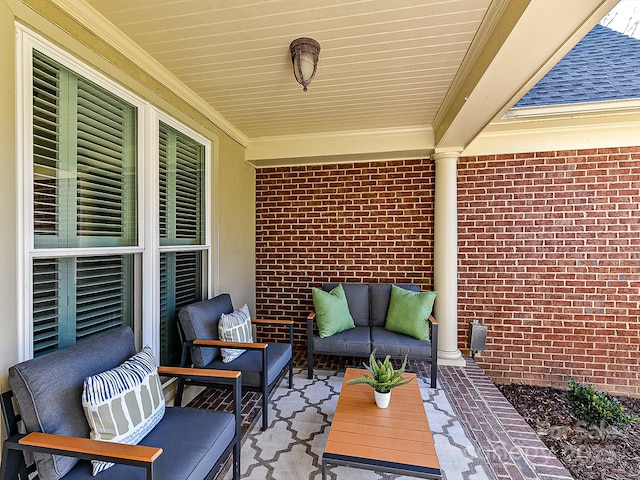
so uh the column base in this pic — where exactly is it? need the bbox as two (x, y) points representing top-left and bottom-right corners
(437, 349), (466, 366)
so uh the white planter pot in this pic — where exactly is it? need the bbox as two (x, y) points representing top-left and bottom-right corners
(374, 390), (391, 409)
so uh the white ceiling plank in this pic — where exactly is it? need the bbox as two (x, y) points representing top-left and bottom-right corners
(53, 0), (627, 163)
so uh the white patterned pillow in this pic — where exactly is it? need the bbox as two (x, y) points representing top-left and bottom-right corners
(82, 347), (165, 475)
(218, 304), (253, 363)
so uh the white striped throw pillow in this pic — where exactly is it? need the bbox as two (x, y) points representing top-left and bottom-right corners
(218, 304), (253, 363)
(82, 347), (165, 475)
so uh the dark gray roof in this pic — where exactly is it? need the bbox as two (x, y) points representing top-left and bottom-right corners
(514, 24), (640, 108)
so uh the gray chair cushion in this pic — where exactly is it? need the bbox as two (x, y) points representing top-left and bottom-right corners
(202, 342), (292, 388)
(370, 326), (432, 357)
(313, 326), (371, 357)
(62, 407), (236, 480)
(178, 294), (234, 367)
(8, 327), (137, 480)
(323, 283), (370, 327)
(369, 283), (420, 327)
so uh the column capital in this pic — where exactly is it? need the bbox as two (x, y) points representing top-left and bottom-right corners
(431, 150), (462, 163)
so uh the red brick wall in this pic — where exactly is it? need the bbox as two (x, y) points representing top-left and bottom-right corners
(255, 159), (435, 344)
(255, 147), (640, 396)
(459, 147), (640, 396)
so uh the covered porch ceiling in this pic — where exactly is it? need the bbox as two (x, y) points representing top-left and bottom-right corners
(57, 0), (620, 165)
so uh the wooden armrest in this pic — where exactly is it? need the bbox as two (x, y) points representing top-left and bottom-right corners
(429, 315), (438, 325)
(193, 339), (268, 349)
(307, 311), (316, 321)
(19, 432), (162, 463)
(252, 318), (294, 326)
(158, 366), (240, 379)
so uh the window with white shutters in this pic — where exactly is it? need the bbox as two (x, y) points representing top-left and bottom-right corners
(20, 28), (211, 361)
(31, 51), (136, 355)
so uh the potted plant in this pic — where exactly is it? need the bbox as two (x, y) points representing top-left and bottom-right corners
(347, 350), (413, 408)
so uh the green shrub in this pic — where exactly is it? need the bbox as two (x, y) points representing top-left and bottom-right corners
(567, 377), (639, 432)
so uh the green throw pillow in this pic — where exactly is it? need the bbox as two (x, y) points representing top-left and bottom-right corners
(312, 284), (356, 338)
(384, 285), (437, 341)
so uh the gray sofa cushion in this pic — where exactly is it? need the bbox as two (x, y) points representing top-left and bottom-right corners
(369, 283), (420, 327)
(8, 327), (137, 480)
(62, 407), (236, 480)
(312, 326), (371, 357)
(370, 327), (433, 357)
(179, 294), (234, 367)
(202, 342), (292, 388)
(323, 283), (369, 327)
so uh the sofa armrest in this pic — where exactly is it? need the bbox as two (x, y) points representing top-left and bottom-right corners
(307, 312), (317, 334)
(1, 431), (162, 478)
(192, 339), (268, 350)
(252, 318), (293, 326)
(158, 366), (241, 382)
(307, 312), (316, 379)
(160, 366), (242, 476)
(428, 315), (438, 351)
(428, 315), (438, 388)
(19, 432), (162, 465)
(307, 311), (318, 337)
(252, 318), (294, 344)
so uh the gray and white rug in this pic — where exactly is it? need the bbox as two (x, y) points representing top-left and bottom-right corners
(223, 369), (495, 480)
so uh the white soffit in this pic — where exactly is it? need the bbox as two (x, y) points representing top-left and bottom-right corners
(463, 99), (640, 156)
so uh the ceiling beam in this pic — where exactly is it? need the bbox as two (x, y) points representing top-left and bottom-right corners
(246, 127), (434, 168)
(432, 0), (620, 151)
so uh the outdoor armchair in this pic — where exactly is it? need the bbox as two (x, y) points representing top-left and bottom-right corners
(178, 293), (294, 430)
(0, 326), (241, 480)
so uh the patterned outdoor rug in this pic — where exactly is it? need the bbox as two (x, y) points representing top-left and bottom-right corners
(219, 369), (495, 480)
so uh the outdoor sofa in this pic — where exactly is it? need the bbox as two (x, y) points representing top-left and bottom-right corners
(307, 282), (439, 388)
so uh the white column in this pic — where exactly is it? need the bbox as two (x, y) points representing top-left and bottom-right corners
(432, 151), (465, 366)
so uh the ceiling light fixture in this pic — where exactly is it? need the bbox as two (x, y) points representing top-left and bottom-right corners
(289, 37), (320, 92)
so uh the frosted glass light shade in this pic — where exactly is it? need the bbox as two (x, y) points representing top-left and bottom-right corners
(290, 37), (320, 92)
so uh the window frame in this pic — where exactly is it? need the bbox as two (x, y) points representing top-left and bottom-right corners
(16, 24), (214, 360)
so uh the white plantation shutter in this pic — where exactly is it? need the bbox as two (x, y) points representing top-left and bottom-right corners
(158, 122), (206, 365)
(160, 251), (203, 365)
(159, 122), (204, 245)
(32, 255), (134, 356)
(75, 256), (134, 339)
(30, 50), (136, 356)
(32, 52), (61, 238)
(33, 51), (137, 248)
(76, 79), (137, 243)
(32, 258), (63, 357)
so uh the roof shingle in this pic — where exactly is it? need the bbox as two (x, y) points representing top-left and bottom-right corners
(514, 24), (640, 108)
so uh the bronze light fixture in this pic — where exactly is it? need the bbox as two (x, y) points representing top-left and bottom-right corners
(289, 37), (320, 92)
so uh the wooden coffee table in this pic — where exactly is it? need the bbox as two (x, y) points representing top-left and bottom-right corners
(322, 368), (441, 479)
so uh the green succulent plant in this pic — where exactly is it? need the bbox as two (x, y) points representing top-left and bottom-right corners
(347, 350), (413, 393)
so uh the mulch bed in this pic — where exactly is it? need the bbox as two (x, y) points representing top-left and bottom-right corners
(498, 384), (640, 480)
